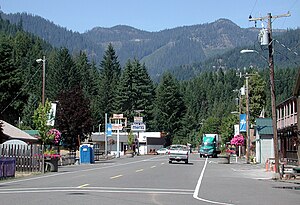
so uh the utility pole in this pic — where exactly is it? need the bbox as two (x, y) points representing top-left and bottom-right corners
(238, 72), (251, 163)
(249, 12), (290, 177)
(245, 75), (250, 164)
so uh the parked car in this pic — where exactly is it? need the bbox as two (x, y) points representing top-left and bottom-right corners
(156, 147), (169, 155)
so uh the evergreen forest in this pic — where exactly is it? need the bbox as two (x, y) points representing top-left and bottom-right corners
(0, 16), (299, 150)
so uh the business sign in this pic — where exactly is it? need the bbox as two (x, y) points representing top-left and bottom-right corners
(106, 123), (112, 136)
(112, 124), (123, 131)
(47, 102), (57, 126)
(134, 116), (143, 123)
(239, 114), (246, 132)
(112, 114), (124, 119)
(234, 124), (239, 136)
(131, 123), (146, 131)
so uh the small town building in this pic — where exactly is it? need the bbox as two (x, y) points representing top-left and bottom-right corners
(255, 118), (274, 164)
(89, 131), (163, 156)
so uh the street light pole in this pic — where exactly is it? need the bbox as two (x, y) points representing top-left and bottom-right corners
(245, 75), (250, 164)
(36, 56), (46, 106)
(36, 56), (46, 174)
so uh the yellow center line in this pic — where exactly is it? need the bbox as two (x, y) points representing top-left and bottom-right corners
(77, 184), (89, 188)
(136, 169), (144, 172)
(110, 175), (123, 179)
(151, 166), (156, 168)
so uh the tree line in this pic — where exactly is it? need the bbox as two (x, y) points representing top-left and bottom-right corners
(0, 16), (298, 150)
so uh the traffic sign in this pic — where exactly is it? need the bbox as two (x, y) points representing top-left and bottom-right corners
(106, 123), (112, 136)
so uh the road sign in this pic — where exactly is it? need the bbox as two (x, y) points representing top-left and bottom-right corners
(239, 114), (246, 132)
(131, 123), (146, 131)
(106, 123), (112, 136)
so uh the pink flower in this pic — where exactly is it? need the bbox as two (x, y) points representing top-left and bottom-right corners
(230, 134), (244, 146)
(47, 128), (61, 145)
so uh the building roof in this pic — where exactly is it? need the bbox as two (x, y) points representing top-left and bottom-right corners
(23, 130), (40, 136)
(0, 120), (38, 142)
(255, 118), (273, 135)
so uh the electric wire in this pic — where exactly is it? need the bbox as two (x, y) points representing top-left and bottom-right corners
(1, 67), (41, 114)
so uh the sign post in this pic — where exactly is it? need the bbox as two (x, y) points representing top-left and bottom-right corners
(110, 114), (126, 158)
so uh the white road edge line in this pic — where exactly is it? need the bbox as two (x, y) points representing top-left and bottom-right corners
(193, 157), (234, 205)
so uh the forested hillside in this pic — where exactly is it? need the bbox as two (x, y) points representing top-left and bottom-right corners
(2, 12), (263, 79)
(0, 15), (298, 149)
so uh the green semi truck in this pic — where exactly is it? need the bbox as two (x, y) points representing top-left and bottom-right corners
(199, 134), (221, 158)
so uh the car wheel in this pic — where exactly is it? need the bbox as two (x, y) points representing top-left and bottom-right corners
(169, 160), (172, 164)
(185, 159), (188, 164)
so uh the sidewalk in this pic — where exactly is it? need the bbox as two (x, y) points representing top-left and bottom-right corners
(228, 155), (300, 184)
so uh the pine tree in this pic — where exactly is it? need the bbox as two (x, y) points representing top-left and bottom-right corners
(113, 60), (134, 118)
(131, 59), (155, 128)
(153, 72), (186, 145)
(0, 35), (23, 123)
(47, 47), (78, 99)
(97, 43), (121, 123)
(114, 59), (155, 128)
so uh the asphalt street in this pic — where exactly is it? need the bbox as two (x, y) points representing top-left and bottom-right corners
(0, 154), (299, 205)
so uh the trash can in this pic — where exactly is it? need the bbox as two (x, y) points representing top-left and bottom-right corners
(80, 144), (95, 164)
(0, 157), (16, 178)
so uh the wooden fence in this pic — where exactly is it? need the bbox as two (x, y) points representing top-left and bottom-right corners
(0, 144), (43, 173)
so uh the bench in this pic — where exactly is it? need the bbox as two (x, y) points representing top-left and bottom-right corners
(281, 164), (300, 179)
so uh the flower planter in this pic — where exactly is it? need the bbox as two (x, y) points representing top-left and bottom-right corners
(125, 151), (134, 157)
(44, 157), (59, 172)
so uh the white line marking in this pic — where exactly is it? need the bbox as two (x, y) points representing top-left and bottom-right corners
(193, 158), (234, 205)
(110, 175), (123, 179)
(0, 186), (194, 195)
(151, 166), (156, 168)
(77, 184), (89, 188)
(136, 169), (144, 172)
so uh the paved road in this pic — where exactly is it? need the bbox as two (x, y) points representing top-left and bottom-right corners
(0, 154), (299, 205)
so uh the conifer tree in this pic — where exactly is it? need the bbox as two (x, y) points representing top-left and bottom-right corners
(153, 72), (186, 145)
(97, 43), (121, 123)
(0, 35), (23, 123)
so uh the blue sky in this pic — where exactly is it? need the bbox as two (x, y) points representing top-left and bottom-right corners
(0, 0), (299, 33)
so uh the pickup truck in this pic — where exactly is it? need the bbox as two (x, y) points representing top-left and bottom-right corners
(168, 144), (189, 164)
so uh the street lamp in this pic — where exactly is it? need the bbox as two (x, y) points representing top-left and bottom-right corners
(240, 49), (268, 61)
(36, 56), (46, 174)
(36, 56), (46, 106)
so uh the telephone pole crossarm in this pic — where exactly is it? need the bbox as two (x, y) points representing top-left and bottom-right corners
(249, 12), (291, 22)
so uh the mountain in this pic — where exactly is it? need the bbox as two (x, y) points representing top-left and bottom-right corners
(1, 12), (283, 79)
